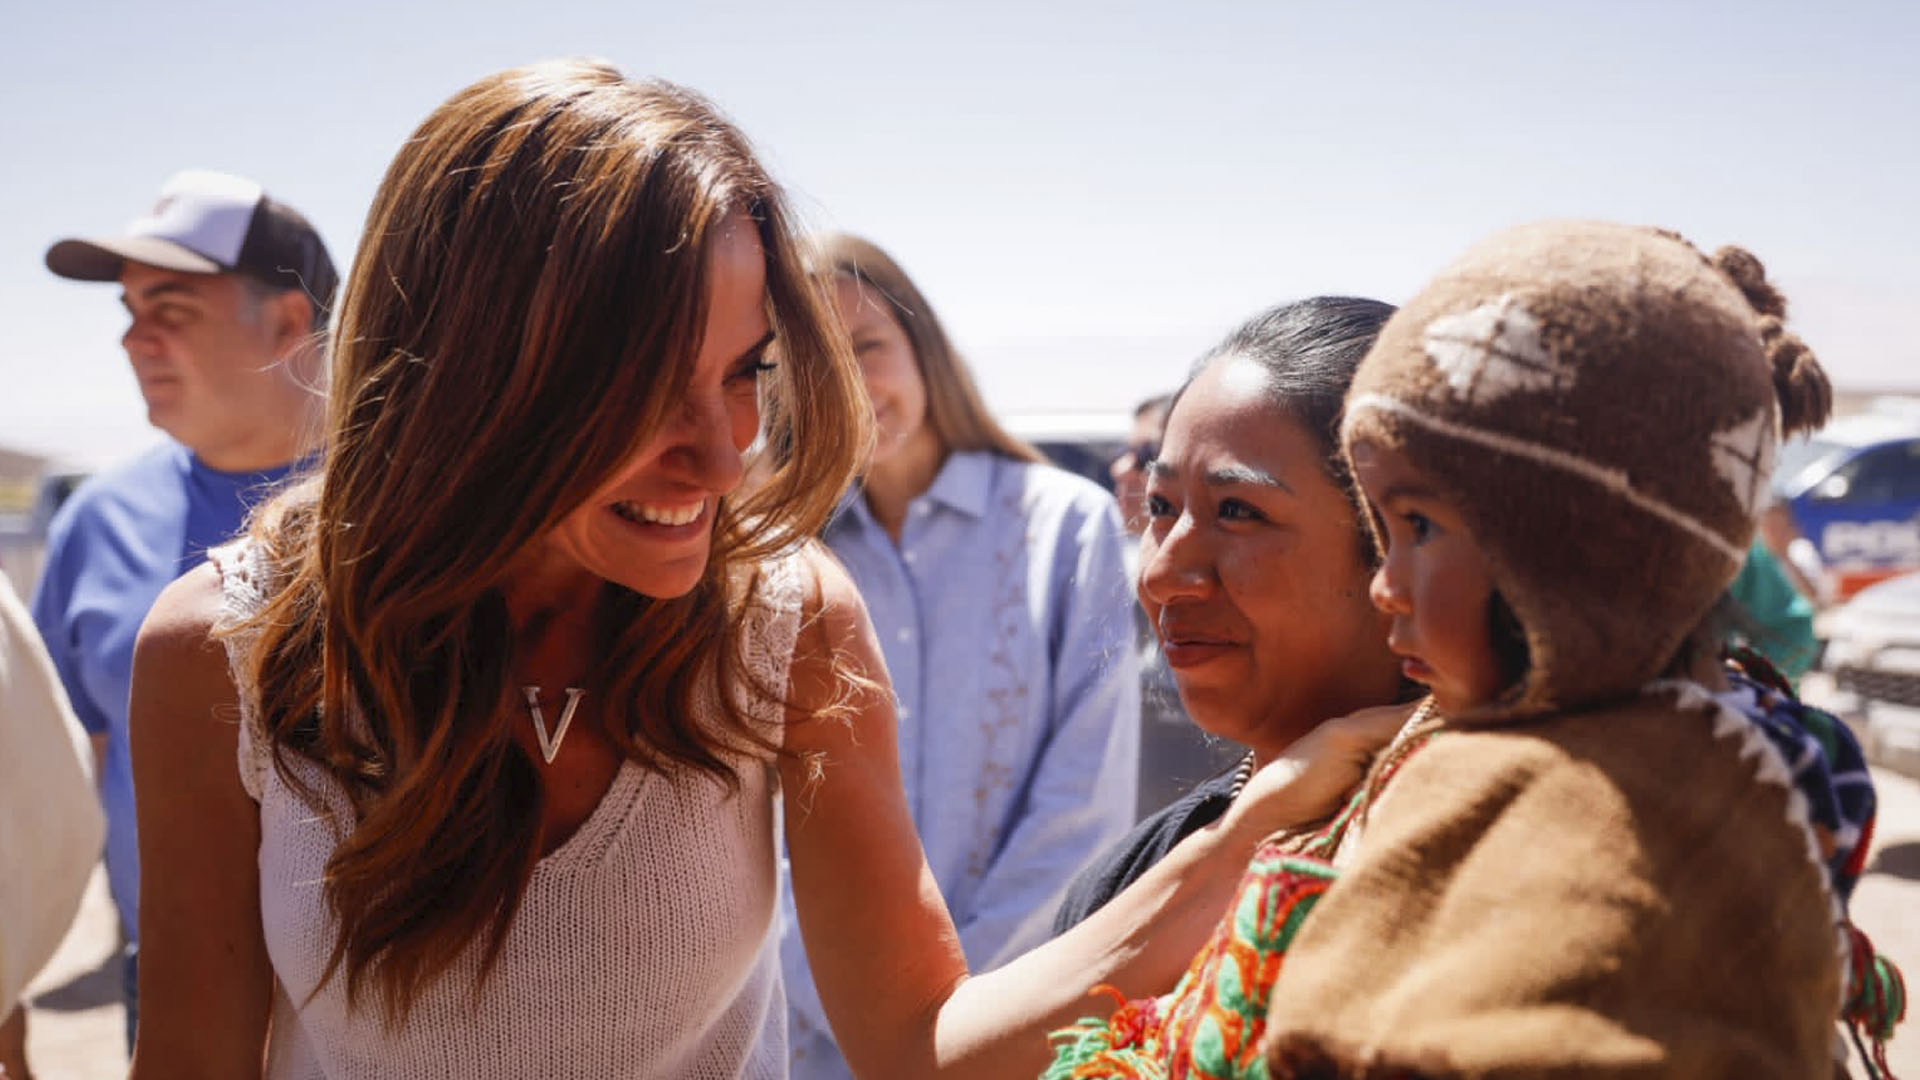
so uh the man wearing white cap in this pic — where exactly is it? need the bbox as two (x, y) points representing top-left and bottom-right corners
(28, 170), (335, 1052)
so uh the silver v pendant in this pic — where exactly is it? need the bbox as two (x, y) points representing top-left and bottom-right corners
(522, 686), (586, 764)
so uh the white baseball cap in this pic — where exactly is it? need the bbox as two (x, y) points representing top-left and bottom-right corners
(46, 170), (338, 308)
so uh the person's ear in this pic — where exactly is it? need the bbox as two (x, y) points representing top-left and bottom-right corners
(267, 289), (316, 358)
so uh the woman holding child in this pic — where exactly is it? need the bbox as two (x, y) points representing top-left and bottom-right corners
(1047, 225), (1899, 1078)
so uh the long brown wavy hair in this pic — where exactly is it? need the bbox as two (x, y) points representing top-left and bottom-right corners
(816, 234), (1044, 464)
(225, 59), (870, 1020)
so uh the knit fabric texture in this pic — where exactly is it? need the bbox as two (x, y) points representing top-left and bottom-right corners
(1041, 707), (1445, 1080)
(1043, 846), (1340, 1080)
(1042, 670), (1883, 1078)
(1261, 682), (1845, 1078)
(209, 538), (807, 1079)
(1341, 220), (1791, 722)
(1718, 658), (1877, 902)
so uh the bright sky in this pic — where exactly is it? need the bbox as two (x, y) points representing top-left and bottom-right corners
(2, 0), (1916, 466)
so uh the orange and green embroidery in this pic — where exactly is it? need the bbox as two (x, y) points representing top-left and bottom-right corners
(1043, 848), (1337, 1080)
(1043, 711), (1442, 1080)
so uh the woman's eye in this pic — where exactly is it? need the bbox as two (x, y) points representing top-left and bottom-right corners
(1218, 498), (1264, 522)
(728, 360), (777, 385)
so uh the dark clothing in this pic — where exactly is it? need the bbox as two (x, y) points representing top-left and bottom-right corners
(1051, 767), (1240, 935)
(1133, 603), (1242, 818)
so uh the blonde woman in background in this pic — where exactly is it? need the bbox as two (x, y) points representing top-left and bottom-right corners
(782, 235), (1140, 1080)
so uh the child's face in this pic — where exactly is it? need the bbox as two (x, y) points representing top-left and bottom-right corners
(1350, 439), (1511, 714)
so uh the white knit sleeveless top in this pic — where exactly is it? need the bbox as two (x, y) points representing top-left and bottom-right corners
(208, 540), (807, 1080)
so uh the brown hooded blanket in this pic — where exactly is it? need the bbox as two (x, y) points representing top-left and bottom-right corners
(1262, 682), (1843, 1079)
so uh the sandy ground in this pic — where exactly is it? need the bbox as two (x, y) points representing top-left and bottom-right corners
(22, 754), (1920, 1078)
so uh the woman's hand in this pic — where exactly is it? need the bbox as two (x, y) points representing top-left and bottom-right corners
(1222, 701), (1417, 841)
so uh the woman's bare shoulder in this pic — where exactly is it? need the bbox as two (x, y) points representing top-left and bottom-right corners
(134, 562), (240, 718)
(783, 541), (889, 736)
(140, 562), (228, 660)
(791, 539), (865, 625)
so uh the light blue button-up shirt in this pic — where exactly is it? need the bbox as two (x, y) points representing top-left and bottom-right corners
(781, 450), (1140, 1079)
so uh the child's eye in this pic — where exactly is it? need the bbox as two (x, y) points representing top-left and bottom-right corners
(1219, 498), (1265, 523)
(1146, 492), (1175, 518)
(1402, 511), (1436, 543)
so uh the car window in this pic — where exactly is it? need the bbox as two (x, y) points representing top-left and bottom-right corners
(1830, 440), (1920, 503)
(1034, 439), (1125, 493)
(1773, 436), (1847, 498)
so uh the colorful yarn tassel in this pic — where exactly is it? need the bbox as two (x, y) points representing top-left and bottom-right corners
(1844, 925), (1907, 1078)
(1043, 987), (1166, 1079)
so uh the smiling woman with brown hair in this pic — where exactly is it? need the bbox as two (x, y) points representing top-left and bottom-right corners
(131, 59), (871, 1077)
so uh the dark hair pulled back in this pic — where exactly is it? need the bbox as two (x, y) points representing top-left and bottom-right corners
(1182, 296), (1397, 561)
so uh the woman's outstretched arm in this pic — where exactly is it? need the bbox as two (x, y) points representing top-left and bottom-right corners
(127, 564), (272, 1079)
(781, 543), (1401, 1077)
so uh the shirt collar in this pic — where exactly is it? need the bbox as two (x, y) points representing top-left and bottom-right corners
(920, 450), (995, 519)
(182, 443), (315, 489)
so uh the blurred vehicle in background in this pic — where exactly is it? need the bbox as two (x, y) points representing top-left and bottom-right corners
(1006, 412), (1130, 494)
(0, 453), (85, 597)
(1826, 571), (1920, 706)
(1774, 403), (1920, 601)
(1821, 569), (1920, 775)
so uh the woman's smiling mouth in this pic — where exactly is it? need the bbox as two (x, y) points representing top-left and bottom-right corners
(608, 499), (709, 538)
(612, 500), (704, 526)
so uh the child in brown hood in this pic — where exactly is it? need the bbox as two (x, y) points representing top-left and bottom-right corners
(1258, 220), (1903, 1077)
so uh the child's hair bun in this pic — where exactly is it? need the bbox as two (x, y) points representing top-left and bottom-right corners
(1763, 321), (1831, 437)
(1711, 245), (1831, 437)
(1711, 246), (1786, 318)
